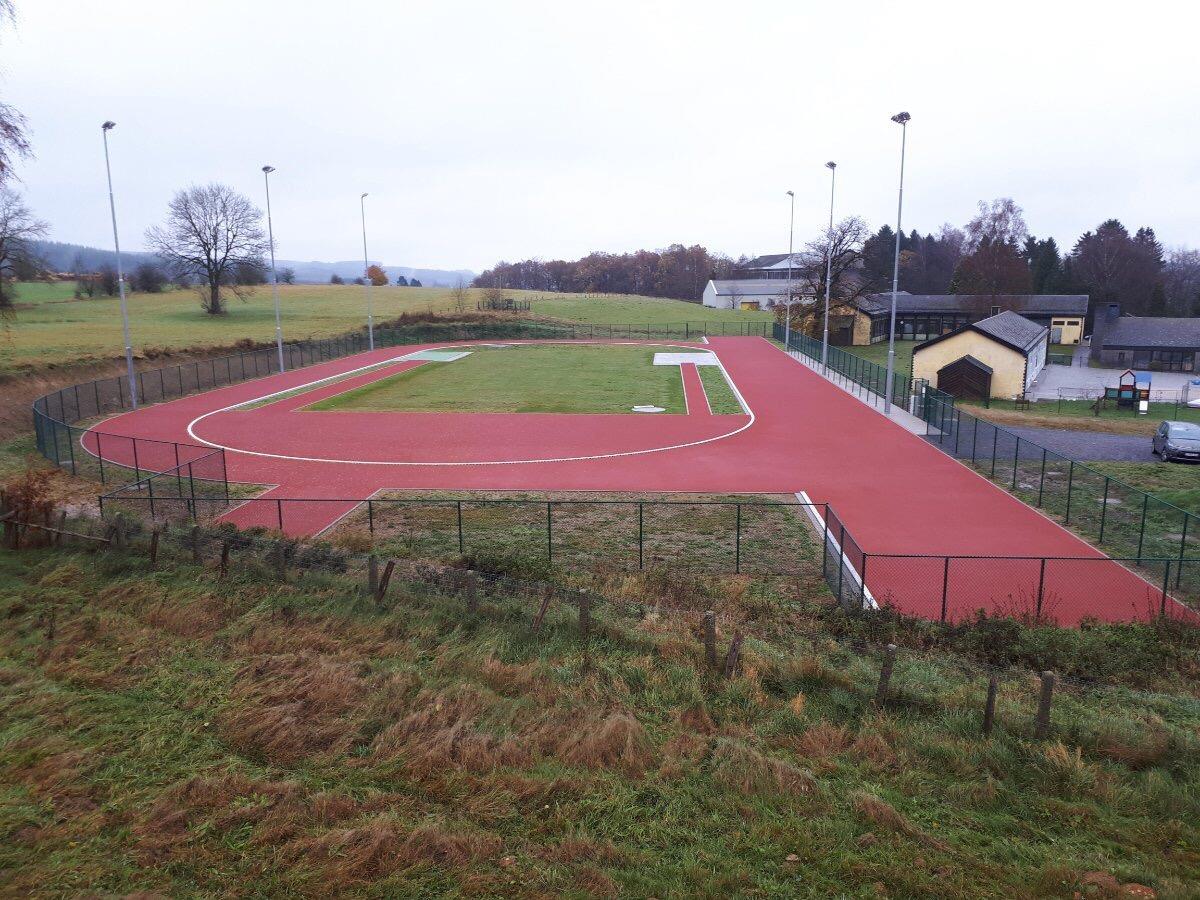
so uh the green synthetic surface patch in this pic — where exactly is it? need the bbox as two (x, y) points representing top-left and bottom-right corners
(305, 344), (688, 414)
(697, 365), (744, 415)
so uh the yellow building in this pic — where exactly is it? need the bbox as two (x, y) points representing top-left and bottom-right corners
(837, 293), (1087, 348)
(912, 311), (1049, 401)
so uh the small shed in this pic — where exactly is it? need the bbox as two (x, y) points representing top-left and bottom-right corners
(935, 355), (993, 401)
(912, 311), (1049, 400)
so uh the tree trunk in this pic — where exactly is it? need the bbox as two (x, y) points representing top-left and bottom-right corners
(206, 277), (222, 315)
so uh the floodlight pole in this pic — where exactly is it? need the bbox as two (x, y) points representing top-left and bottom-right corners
(784, 190), (794, 350)
(821, 161), (837, 374)
(360, 192), (374, 351)
(884, 112), (910, 414)
(101, 121), (138, 409)
(262, 166), (285, 373)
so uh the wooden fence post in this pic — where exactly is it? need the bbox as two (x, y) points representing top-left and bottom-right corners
(465, 570), (479, 615)
(219, 540), (230, 578)
(273, 540), (287, 581)
(722, 632), (744, 679)
(191, 525), (201, 564)
(149, 529), (160, 568)
(367, 554), (379, 596)
(874, 644), (898, 705)
(982, 676), (998, 737)
(532, 586), (554, 632)
(375, 559), (395, 605)
(703, 610), (717, 670)
(578, 590), (591, 638)
(1034, 671), (1055, 739)
(55, 511), (67, 548)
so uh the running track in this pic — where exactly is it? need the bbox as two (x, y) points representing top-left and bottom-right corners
(82, 337), (1190, 626)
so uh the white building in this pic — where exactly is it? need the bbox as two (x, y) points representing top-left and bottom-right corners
(702, 279), (793, 310)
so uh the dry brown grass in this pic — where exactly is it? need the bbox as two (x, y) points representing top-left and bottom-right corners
(551, 712), (655, 777)
(710, 738), (818, 799)
(279, 819), (501, 885)
(1090, 723), (1174, 770)
(970, 406), (1158, 437)
(794, 722), (852, 759)
(218, 653), (368, 763)
(852, 791), (949, 851)
(679, 702), (717, 735)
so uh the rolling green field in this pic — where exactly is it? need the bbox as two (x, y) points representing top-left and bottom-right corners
(0, 282), (765, 375)
(306, 345), (688, 414)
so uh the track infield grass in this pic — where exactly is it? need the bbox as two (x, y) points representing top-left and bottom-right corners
(304, 344), (710, 414)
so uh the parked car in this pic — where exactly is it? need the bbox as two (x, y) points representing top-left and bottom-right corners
(1152, 420), (1200, 462)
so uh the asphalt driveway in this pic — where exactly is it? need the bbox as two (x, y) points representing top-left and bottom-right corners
(1004, 426), (1154, 462)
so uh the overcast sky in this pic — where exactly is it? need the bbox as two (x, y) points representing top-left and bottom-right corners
(3, 0), (1198, 272)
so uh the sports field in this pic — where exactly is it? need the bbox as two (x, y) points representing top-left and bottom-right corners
(306, 345), (691, 414)
(74, 336), (1195, 627)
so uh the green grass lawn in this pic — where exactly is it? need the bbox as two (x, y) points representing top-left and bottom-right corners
(844, 339), (915, 374)
(527, 293), (771, 326)
(697, 365), (743, 414)
(1089, 461), (1200, 515)
(1, 283), (770, 375)
(306, 345), (687, 414)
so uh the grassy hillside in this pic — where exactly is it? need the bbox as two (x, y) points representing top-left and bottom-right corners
(1, 282), (767, 375)
(1, 530), (1199, 896)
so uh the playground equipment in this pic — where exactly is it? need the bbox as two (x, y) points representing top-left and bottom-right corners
(1094, 369), (1151, 415)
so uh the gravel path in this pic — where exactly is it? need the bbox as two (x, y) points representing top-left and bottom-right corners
(1003, 426), (1155, 462)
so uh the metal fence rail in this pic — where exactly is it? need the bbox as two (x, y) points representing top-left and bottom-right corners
(915, 391), (1200, 588)
(773, 323), (914, 412)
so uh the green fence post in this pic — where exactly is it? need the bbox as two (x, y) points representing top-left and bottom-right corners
(638, 501), (644, 570)
(970, 416), (978, 464)
(1099, 477), (1110, 542)
(940, 556), (950, 622)
(990, 426), (998, 478)
(148, 473), (156, 518)
(1012, 436), (1021, 490)
(457, 500), (464, 554)
(1037, 449), (1047, 507)
(1064, 461), (1075, 524)
(65, 425), (77, 475)
(734, 503), (742, 574)
(367, 500), (374, 534)
(1036, 558), (1046, 618)
(1136, 494), (1149, 562)
(546, 501), (553, 564)
(1161, 561), (1171, 617)
(821, 506), (829, 575)
(1178, 514), (1190, 589)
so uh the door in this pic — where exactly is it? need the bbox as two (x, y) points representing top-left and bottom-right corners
(1051, 326), (1063, 343)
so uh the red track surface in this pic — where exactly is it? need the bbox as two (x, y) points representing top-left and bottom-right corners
(83, 337), (1189, 626)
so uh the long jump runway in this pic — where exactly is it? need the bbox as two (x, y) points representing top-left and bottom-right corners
(83, 337), (1186, 625)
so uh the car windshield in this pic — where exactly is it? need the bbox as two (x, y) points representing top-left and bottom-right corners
(1169, 422), (1200, 438)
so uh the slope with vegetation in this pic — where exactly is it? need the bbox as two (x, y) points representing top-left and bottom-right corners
(1, 490), (1199, 896)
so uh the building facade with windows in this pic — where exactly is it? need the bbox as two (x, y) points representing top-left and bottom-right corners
(845, 294), (1088, 347)
(1090, 304), (1200, 372)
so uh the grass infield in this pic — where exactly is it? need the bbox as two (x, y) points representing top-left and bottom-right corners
(305, 344), (691, 414)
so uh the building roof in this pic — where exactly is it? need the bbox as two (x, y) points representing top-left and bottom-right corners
(738, 253), (804, 271)
(706, 279), (798, 298)
(856, 293), (1088, 317)
(914, 311), (1048, 357)
(1095, 316), (1200, 350)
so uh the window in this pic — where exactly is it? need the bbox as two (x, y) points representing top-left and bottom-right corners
(1117, 351), (1126, 364)
(1052, 319), (1067, 326)
(991, 305), (1001, 316)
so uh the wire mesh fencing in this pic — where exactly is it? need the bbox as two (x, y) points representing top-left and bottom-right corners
(916, 391), (1200, 600)
(773, 323), (915, 413)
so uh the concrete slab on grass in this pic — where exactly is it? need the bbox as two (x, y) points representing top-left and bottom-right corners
(401, 350), (472, 362)
(653, 352), (718, 367)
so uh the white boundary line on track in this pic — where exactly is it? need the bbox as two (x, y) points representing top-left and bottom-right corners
(796, 489), (878, 611)
(760, 336), (1195, 617)
(183, 340), (756, 467)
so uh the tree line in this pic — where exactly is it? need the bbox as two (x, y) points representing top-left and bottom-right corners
(476, 200), (1200, 327)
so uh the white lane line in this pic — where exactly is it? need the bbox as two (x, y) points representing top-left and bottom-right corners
(184, 340), (756, 467)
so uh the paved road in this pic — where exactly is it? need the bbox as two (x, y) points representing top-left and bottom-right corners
(1004, 425), (1154, 462)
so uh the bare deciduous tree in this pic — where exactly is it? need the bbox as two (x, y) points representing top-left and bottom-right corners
(782, 216), (874, 337)
(450, 276), (470, 312)
(0, 186), (47, 311)
(146, 184), (268, 315)
(0, 0), (31, 185)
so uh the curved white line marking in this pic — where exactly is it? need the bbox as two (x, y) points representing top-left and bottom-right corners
(184, 340), (755, 467)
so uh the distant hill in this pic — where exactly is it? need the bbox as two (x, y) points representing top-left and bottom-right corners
(29, 241), (475, 288)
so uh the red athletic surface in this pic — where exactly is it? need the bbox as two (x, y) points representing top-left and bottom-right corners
(82, 337), (1191, 626)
